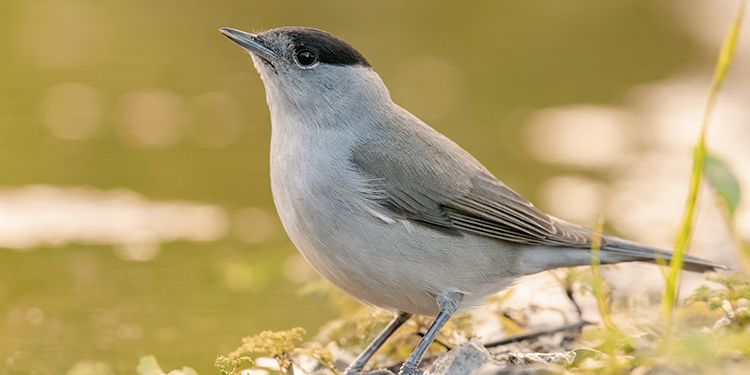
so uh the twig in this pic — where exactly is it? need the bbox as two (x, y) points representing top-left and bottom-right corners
(565, 286), (584, 320)
(483, 320), (592, 348)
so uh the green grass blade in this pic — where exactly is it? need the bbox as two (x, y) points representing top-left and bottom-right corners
(705, 153), (742, 218)
(661, 0), (747, 340)
(591, 217), (615, 331)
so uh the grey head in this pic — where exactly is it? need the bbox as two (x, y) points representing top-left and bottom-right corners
(220, 26), (391, 120)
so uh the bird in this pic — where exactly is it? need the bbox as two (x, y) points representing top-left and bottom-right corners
(219, 26), (726, 375)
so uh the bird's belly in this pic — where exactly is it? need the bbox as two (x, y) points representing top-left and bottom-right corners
(270, 156), (521, 315)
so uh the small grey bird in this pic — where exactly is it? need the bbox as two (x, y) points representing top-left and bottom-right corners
(219, 26), (725, 375)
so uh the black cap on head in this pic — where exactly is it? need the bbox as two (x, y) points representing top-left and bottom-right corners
(267, 27), (371, 68)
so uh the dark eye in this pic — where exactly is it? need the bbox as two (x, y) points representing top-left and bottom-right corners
(295, 49), (317, 67)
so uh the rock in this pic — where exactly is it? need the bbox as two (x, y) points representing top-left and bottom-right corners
(425, 341), (493, 375)
(368, 341), (576, 375)
(712, 307), (750, 331)
(503, 351), (575, 366)
(410, 341), (577, 375)
(477, 362), (560, 375)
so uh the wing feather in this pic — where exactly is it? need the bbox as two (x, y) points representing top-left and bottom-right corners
(349, 110), (597, 248)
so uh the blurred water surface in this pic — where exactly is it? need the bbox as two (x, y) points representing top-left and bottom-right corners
(1, 0), (748, 373)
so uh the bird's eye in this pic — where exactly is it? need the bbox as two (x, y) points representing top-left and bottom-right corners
(295, 49), (317, 67)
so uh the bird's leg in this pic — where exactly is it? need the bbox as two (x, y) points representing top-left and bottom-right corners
(398, 292), (463, 375)
(345, 311), (413, 375)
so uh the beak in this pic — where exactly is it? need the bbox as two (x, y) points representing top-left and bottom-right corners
(219, 27), (277, 61)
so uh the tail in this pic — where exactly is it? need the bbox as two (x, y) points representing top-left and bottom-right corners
(600, 237), (727, 273)
(519, 236), (727, 275)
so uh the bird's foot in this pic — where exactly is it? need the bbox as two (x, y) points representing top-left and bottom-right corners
(344, 366), (362, 375)
(397, 361), (423, 375)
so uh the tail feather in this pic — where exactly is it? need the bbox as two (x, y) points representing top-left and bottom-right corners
(518, 237), (727, 275)
(601, 237), (727, 273)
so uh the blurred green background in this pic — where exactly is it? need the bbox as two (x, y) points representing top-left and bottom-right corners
(0, 0), (718, 374)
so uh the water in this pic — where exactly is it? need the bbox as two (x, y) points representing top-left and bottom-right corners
(2, 0), (747, 373)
